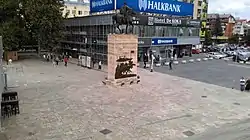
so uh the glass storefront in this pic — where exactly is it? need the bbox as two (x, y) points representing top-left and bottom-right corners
(61, 15), (200, 64)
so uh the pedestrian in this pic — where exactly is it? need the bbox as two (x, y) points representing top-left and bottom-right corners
(64, 57), (68, 67)
(98, 60), (102, 70)
(169, 57), (173, 70)
(240, 77), (246, 91)
(150, 54), (155, 72)
(55, 56), (59, 65)
(143, 53), (148, 68)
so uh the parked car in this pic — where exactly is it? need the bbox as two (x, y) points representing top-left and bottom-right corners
(237, 52), (250, 62)
(192, 49), (201, 54)
(225, 51), (236, 57)
(206, 52), (227, 59)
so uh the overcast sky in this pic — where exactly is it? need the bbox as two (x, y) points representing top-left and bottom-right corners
(208, 0), (250, 19)
(70, 0), (250, 19)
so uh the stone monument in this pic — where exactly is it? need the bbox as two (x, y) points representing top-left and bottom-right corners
(104, 34), (139, 86)
(102, 3), (140, 86)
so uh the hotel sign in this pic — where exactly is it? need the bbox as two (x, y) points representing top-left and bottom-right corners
(148, 17), (182, 26)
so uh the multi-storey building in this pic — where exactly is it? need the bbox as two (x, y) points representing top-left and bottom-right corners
(207, 14), (236, 38)
(233, 19), (247, 36)
(177, 0), (208, 20)
(62, 0), (90, 18)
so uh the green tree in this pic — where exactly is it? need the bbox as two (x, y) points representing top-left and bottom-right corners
(23, 0), (64, 53)
(204, 29), (212, 45)
(243, 34), (250, 45)
(228, 34), (239, 44)
(212, 14), (223, 43)
(0, 0), (64, 52)
(0, 0), (27, 51)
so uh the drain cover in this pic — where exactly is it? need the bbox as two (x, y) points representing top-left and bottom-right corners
(233, 103), (240, 105)
(100, 129), (112, 135)
(201, 96), (207, 98)
(40, 73), (44, 74)
(183, 130), (195, 137)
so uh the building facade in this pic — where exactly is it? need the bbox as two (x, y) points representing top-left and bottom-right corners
(62, 14), (200, 64)
(62, 1), (90, 18)
(176, 0), (208, 20)
(233, 19), (247, 36)
(207, 14), (236, 38)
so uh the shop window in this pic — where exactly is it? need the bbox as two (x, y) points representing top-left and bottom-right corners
(188, 28), (193, 36)
(179, 28), (184, 36)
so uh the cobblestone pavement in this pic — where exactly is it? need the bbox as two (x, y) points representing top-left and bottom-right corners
(2, 59), (250, 140)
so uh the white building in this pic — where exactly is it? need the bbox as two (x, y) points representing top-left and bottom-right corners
(233, 19), (247, 35)
(62, 0), (90, 18)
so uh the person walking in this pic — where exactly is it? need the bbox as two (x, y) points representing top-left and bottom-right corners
(143, 53), (148, 68)
(64, 57), (68, 67)
(98, 60), (102, 70)
(55, 56), (59, 65)
(150, 54), (155, 72)
(169, 57), (173, 70)
(240, 77), (246, 91)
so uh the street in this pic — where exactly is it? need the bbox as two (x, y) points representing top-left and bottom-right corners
(2, 59), (250, 140)
(152, 59), (250, 90)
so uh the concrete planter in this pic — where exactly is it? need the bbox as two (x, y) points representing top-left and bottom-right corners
(181, 60), (187, 64)
(189, 59), (194, 63)
(173, 61), (179, 65)
(156, 63), (161, 67)
(203, 58), (208, 61)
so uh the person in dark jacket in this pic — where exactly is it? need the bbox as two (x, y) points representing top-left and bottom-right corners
(143, 53), (148, 68)
(169, 57), (173, 70)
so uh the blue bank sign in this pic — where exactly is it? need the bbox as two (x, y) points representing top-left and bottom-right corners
(90, 0), (114, 13)
(152, 38), (177, 45)
(90, 0), (194, 16)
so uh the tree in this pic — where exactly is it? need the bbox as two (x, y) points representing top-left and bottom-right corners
(243, 34), (250, 45)
(0, 0), (64, 52)
(228, 34), (239, 44)
(204, 29), (212, 45)
(212, 14), (223, 43)
(23, 0), (65, 53)
(0, 0), (27, 51)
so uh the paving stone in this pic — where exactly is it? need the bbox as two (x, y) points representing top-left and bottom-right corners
(2, 59), (250, 140)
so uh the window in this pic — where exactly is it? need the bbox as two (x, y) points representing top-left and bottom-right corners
(198, 1), (202, 6)
(72, 10), (76, 15)
(179, 28), (184, 36)
(66, 10), (70, 14)
(198, 9), (201, 14)
(84, 11), (89, 15)
(78, 11), (82, 15)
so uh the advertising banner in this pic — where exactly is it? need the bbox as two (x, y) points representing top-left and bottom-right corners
(116, 0), (194, 16)
(82, 56), (86, 67)
(90, 0), (194, 16)
(152, 38), (177, 45)
(90, 0), (114, 13)
(86, 56), (91, 68)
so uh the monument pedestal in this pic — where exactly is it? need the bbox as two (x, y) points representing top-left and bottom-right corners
(103, 34), (139, 86)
